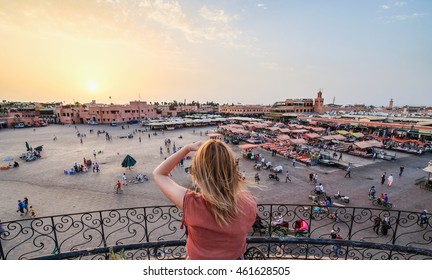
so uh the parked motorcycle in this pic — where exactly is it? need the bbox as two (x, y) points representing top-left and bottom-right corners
(268, 173), (280, 181)
(334, 191), (350, 204)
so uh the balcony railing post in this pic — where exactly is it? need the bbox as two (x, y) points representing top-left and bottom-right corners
(51, 216), (60, 255)
(143, 207), (151, 260)
(389, 210), (402, 259)
(0, 231), (4, 260)
(99, 211), (108, 259)
(266, 205), (273, 259)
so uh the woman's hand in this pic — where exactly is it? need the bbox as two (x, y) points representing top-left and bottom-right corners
(186, 141), (205, 152)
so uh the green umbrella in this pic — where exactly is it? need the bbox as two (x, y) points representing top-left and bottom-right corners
(121, 154), (137, 169)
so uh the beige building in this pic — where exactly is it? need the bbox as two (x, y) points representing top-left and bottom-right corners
(265, 90), (324, 120)
(219, 105), (266, 115)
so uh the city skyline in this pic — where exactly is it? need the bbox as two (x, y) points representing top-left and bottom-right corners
(1, 1), (431, 107)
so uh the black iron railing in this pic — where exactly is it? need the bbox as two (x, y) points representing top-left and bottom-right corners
(1, 204), (431, 260)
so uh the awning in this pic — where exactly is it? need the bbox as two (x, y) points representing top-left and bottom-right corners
(320, 135), (335, 141)
(290, 129), (308, 133)
(289, 139), (307, 145)
(303, 133), (321, 139)
(277, 134), (291, 141)
(336, 130), (349, 135)
(390, 137), (425, 146)
(238, 144), (259, 150)
(208, 133), (223, 138)
(350, 132), (364, 138)
(310, 127), (326, 132)
(354, 140), (383, 149)
(332, 134), (346, 141)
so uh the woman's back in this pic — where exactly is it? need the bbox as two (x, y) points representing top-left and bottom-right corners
(183, 190), (256, 260)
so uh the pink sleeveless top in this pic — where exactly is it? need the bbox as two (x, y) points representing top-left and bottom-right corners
(183, 189), (256, 260)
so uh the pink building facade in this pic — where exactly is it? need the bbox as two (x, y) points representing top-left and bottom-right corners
(55, 101), (158, 125)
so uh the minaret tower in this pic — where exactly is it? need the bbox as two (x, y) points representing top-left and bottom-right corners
(388, 98), (393, 110)
(314, 89), (324, 114)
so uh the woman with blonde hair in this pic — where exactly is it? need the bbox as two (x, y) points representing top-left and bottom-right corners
(153, 139), (257, 260)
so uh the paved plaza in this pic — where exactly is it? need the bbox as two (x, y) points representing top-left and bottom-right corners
(1, 124), (432, 223)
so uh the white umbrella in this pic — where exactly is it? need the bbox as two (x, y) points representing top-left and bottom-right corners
(423, 162), (432, 182)
(3, 156), (13, 161)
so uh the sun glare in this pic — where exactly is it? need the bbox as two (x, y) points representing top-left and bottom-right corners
(87, 81), (98, 92)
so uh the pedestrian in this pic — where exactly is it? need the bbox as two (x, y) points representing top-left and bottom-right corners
(160, 147), (163, 154)
(312, 173), (318, 185)
(241, 170), (246, 181)
(93, 150), (96, 158)
(153, 139), (257, 259)
(338, 152), (343, 161)
(309, 173), (314, 182)
(387, 174), (394, 187)
(95, 162), (100, 172)
(420, 210), (428, 227)
(285, 170), (291, 182)
(292, 158), (296, 167)
(254, 173), (260, 184)
(122, 173), (127, 185)
(29, 206), (36, 218)
(24, 197), (29, 213)
(381, 217), (391, 236)
(92, 163), (95, 173)
(344, 165), (351, 178)
(139, 136), (141, 143)
(83, 157), (87, 166)
(373, 217), (381, 235)
(399, 166), (404, 176)
(330, 230), (343, 255)
(116, 180), (122, 194)
(80, 138), (83, 144)
(17, 200), (25, 216)
(381, 172), (386, 185)
(148, 133), (151, 139)
(368, 186), (376, 200)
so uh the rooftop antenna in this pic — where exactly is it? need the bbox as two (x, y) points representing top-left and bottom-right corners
(333, 97), (335, 105)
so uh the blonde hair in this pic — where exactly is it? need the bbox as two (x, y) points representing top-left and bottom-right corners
(191, 139), (251, 226)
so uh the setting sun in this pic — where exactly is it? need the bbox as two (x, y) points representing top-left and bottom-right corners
(87, 81), (98, 92)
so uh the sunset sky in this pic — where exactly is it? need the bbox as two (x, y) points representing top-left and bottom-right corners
(0, 0), (431, 107)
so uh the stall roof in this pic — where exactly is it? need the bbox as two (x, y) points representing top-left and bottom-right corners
(279, 128), (291, 133)
(208, 133), (223, 138)
(310, 127), (326, 132)
(303, 133), (321, 139)
(277, 134), (291, 141)
(350, 132), (365, 138)
(289, 138), (308, 145)
(290, 129), (309, 133)
(238, 144), (259, 150)
(320, 135), (335, 141)
(332, 134), (347, 140)
(354, 140), (383, 149)
(390, 137), (425, 146)
(336, 130), (350, 135)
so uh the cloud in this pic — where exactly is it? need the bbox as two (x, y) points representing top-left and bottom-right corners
(391, 12), (427, 21)
(381, 5), (390, 9)
(260, 62), (280, 71)
(0, 0), (247, 50)
(394, 1), (407, 8)
(256, 3), (267, 10)
(200, 6), (237, 23)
